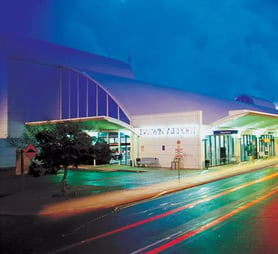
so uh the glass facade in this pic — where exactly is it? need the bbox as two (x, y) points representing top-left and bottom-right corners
(258, 134), (275, 158)
(240, 134), (275, 161)
(60, 67), (130, 125)
(203, 134), (235, 167)
(58, 67), (132, 165)
(240, 135), (257, 161)
(204, 133), (276, 167)
(98, 131), (131, 165)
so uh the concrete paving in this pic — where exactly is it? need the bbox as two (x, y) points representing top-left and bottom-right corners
(0, 157), (278, 218)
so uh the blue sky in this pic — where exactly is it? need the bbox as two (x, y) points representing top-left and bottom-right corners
(1, 0), (278, 103)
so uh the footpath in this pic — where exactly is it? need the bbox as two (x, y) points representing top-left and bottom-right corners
(0, 157), (278, 218)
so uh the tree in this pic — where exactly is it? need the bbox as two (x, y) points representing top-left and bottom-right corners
(35, 122), (93, 193)
(92, 141), (112, 165)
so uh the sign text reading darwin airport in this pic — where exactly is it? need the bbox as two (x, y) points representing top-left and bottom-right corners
(137, 125), (199, 137)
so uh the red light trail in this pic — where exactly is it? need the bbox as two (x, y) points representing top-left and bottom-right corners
(52, 171), (278, 253)
(146, 187), (278, 254)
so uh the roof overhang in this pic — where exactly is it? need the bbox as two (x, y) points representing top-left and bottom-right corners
(26, 116), (136, 133)
(211, 110), (278, 130)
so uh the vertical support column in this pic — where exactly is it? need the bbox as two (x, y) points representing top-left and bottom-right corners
(58, 66), (62, 120)
(68, 70), (71, 118)
(131, 132), (140, 167)
(96, 85), (98, 116)
(274, 137), (278, 156)
(77, 73), (80, 118)
(106, 94), (109, 116)
(201, 139), (207, 169)
(0, 37), (9, 168)
(118, 132), (121, 165)
(0, 37), (8, 139)
(86, 78), (89, 117)
(256, 136), (260, 158)
(234, 137), (241, 163)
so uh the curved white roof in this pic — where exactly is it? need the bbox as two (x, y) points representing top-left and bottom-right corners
(88, 72), (278, 124)
(3, 33), (277, 126)
(1, 33), (134, 79)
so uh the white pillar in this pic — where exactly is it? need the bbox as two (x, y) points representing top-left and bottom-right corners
(131, 132), (140, 166)
(0, 37), (8, 139)
(234, 138), (241, 163)
(274, 137), (278, 156)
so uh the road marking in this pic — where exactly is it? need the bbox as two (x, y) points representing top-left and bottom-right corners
(51, 171), (278, 253)
(146, 187), (278, 254)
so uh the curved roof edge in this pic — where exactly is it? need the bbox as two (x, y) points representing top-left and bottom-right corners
(84, 71), (278, 125)
(1, 32), (135, 79)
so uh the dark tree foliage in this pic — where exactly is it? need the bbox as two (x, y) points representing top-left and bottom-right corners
(35, 122), (93, 193)
(8, 121), (113, 193)
(92, 141), (112, 165)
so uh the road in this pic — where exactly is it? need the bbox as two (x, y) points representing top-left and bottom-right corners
(1, 166), (278, 253)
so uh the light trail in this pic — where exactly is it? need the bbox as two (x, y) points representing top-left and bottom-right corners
(146, 187), (278, 254)
(51, 171), (278, 253)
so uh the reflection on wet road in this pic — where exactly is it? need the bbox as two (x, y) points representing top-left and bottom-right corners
(50, 166), (278, 254)
(46, 168), (199, 194)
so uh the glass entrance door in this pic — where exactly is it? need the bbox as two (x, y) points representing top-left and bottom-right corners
(119, 133), (130, 165)
(240, 135), (257, 161)
(258, 135), (275, 158)
(98, 131), (131, 165)
(203, 134), (235, 167)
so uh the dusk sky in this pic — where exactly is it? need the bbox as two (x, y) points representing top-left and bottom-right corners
(1, 0), (278, 104)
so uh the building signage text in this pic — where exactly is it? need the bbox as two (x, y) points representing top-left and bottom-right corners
(138, 125), (199, 137)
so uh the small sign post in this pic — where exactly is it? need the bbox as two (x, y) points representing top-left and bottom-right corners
(23, 143), (37, 160)
(175, 140), (184, 182)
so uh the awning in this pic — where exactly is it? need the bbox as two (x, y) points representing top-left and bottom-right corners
(211, 110), (278, 131)
(26, 116), (136, 133)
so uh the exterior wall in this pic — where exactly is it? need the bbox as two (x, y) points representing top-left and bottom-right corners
(0, 40), (11, 168)
(0, 59), (60, 169)
(0, 120), (26, 168)
(8, 59), (60, 123)
(0, 140), (15, 168)
(0, 38), (8, 138)
(132, 111), (203, 169)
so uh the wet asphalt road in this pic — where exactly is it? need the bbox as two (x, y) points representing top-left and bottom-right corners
(1, 166), (277, 254)
(44, 168), (201, 195)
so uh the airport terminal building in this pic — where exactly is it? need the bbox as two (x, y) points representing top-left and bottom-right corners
(1, 34), (278, 169)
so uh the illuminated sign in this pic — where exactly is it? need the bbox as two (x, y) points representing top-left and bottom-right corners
(137, 125), (199, 137)
(213, 130), (238, 135)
